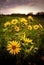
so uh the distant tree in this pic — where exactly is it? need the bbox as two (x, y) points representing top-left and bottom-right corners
(28, 12), (33, 16)
(36, 12), (44, 16)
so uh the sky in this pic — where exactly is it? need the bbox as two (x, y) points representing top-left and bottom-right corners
(0, 0), (44, 14)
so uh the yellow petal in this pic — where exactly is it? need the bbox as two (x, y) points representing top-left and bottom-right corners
(9, 49), (13, 54)
(13, 51), (15, 55)
(7, 47), (11, 51)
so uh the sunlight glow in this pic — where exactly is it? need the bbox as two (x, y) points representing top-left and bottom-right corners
(1, 5), (41, 14)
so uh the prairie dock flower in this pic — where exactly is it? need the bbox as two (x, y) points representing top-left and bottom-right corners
(29, 45), (34, 51)
(39, 24), (43, 28)
(28, 25), (32, 30)
(33, 25), (39, 30)
(24, 38), (33, 43)
(28, 16), (34, 21)
(11, 19), (18, 25)
(14, 26), (20, 32)
(23, 32), (26, 38)
(4, 21), (10, 27)
(21, 18), (27, 25)
(34, 47), (38, 50)
(7, 41), (21, 55)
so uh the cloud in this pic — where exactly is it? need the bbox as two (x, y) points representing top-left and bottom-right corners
(0, 0), (44, 14)
(0, 0), (38, 8)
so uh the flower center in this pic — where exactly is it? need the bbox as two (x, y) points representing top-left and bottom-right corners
(16, 27), (18, 29)
(29, 27), (30, 29)
(35, 26), (37, 28)
(14, 21), (16, 23)
(12, 46), (16, 50)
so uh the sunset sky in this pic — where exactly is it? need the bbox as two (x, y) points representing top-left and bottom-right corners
(0, 0), (44, 14)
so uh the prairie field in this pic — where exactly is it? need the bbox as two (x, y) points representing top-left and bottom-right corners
(0, 14), (44, 65)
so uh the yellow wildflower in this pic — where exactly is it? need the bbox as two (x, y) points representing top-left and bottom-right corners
(25, 46), (33, 53)
(14, 26), (20, 32)
(4, 21), (10, 27)
(7, 41), (21, 55)
(28, 25), (32, 30)
(24, 38), (33, 43)
(23, 32), (26, 38)
(33, 25), (39, 30)
(21, 18), (27, 25)
(28, 16), (34, 21)
(29, 45), (33, 51)
(11, 19), (18, 25)
(39, 24), (43, 28)
(34, 47), (38, 50)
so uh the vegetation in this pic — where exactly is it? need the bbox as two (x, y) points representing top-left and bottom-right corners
(0, 14), (44, 65)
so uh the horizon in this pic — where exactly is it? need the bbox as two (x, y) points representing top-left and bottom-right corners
(0, 11), (44, 15)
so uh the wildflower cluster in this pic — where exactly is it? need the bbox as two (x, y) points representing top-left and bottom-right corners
(1, 16), (44, 56)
